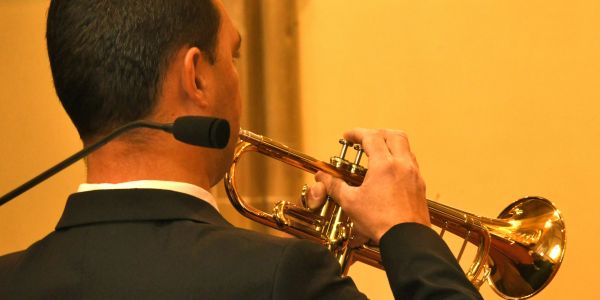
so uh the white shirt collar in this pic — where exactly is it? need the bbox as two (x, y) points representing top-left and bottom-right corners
(77, 180), (219, 212)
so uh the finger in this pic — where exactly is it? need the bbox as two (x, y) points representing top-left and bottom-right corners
(305, 181), (327, 210)
(410, 152), (420, 169)
(382, 130), (413, 158)
(315, 171), (353, 208)
(343, 128), (390, 160)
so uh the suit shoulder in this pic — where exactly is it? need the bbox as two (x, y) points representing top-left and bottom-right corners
(0, 250), (25, 268)
(0, 250), (26, 288)
(213, 227), (367, 299)
(196, 222), (308, 251)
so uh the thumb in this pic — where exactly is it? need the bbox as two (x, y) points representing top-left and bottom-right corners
(314, 171), (353, 208)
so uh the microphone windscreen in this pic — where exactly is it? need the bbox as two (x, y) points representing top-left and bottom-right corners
(172, 116), (230, 149)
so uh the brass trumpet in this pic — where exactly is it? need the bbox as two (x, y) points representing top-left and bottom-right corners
(224, 130), (566, 300)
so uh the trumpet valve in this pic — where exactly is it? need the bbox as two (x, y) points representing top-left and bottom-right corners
(273, 201), (290, 227)
(338, 139), (353, 159)
(300, 184), (310, 209)
(351, 145), (366, 174)
(326, 222), (352, 250)
(331, 140), (367, 177)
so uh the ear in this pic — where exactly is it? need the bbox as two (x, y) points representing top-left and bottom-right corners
(182, 47), (209, 108)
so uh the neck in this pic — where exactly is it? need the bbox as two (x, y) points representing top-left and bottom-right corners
(85, 132), (214, 191)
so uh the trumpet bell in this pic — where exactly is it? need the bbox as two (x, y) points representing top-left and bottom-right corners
(487, 197), (566, 299)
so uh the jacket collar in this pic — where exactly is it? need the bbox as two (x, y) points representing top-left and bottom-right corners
(56, 189), (231, 230)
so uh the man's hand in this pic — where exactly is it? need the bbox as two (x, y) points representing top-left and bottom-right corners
(306, 129), (430, 244)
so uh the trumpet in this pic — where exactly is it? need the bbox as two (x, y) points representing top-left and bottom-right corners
(224, 130), (566, 300)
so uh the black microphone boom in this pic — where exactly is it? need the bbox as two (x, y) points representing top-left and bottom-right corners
(0, 116), (230, 206)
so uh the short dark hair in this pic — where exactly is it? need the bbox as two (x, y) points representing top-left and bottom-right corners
(46, 0), (221, 141)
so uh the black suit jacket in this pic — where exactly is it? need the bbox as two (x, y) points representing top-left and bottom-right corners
(0, 189), (481, 299)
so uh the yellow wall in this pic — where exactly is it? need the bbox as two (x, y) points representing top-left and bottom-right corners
(1, 1), (597, 299)
(297, 0), (599, 299)
(0, 1), (85, 254)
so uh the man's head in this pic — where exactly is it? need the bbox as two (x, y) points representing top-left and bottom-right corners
(47, 0), (243, 187)
(46, 0), (222, 142)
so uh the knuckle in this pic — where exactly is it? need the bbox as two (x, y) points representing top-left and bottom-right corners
(387, 129), (408, 139)
(397, 130), (408, 139)
(406, 163), (420, 178)
(418, 176), (426, 191)
(389, 156), (407, 169)
(364, 129), (383, 140)
(388, 157), (420, 177)
(388, 158), (403, 171)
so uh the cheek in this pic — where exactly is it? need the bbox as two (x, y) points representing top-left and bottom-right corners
(218, 61), (239, 97)
(227, 66), (241, 114)
(216, 63), (241, 126)
(213, 63), (239, 104)
(229, 66), (240, 97)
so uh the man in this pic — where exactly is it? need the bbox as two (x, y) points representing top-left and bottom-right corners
(0, 0), (482, 299)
